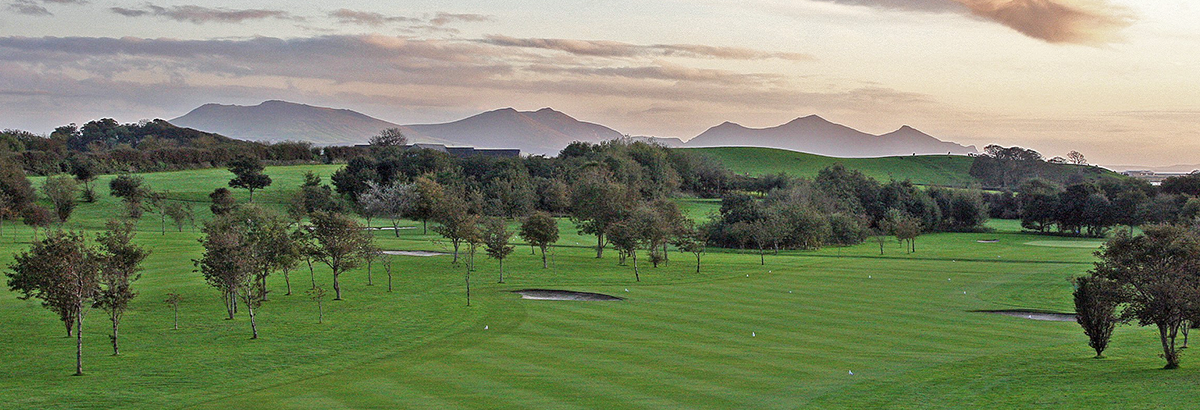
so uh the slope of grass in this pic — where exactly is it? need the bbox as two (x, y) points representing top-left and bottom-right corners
(684, 147), (981, 187)
(2, 165), (1196, 409)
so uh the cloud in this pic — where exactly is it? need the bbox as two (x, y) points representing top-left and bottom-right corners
(328, 9), (417, 27)
(808, 0), (1133, 44)
(429, 12), (493, 26)
(109, 4), (296, 24)
(954, 0), (1133, 44)
(481, 35), (814, 61)
(8, 0), (52, 16)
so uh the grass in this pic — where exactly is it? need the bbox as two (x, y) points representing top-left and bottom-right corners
(683, 147), (980, 187)
(2, 165), (1197, 409)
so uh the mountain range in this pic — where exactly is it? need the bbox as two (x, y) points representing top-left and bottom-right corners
(169, 100), (975, 157)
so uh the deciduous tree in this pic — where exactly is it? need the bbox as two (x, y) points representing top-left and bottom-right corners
(227, 156), (272, 202)
(483, 218), (515, 283)
(1092, 225), (1200, 369)
(1073, 275), (1122, 358)
(520, 212), (559, 269)
(308, 211), (375, 300)
(93, 220), (149, 355)
(42, 175), (79, 224)
(7, 231), (101, 375)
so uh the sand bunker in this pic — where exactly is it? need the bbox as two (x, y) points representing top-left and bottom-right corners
(980, 310), (1076, 322)
(513, 289), (623, 301)
(382, 250), (448, 257)
(1024, 240), (1103, 248)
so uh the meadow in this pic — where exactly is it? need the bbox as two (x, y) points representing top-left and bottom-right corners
(1, 165), (1196, 409)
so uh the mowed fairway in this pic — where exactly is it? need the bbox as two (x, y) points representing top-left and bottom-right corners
(2, 165), (1198, 409)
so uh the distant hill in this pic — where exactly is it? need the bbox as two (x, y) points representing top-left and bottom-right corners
(171, 101), (621, 155)
(170, 101), (975, 157)
(404, 107), (621, 155)
(686, 146), (980, 187)
(689, 146), (1127, 188)
(685, 115), (976, 157)
(169, 100), (449, 145)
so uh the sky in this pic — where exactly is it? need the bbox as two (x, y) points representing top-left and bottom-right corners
(0, 0), (1197, 167)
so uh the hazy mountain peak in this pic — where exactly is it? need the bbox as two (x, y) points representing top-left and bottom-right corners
(687, 116), (975, 157)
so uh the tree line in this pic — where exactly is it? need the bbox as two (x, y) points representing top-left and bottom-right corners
(1, 119), (320, 176)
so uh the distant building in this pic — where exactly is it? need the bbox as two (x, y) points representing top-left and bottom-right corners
(1122, 170), (1196, 185)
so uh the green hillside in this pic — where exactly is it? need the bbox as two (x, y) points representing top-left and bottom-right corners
(2, 165), (1194, 409)
(683, 147), (980, 187)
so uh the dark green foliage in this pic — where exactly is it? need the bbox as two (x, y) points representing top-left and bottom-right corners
(0, 154), (35, 211)
(41, 175), (79, 223)
(970, 144), (1114, 189)
(93, 220), (150, 355)
(520, 212), (559, 269)
(1160, 174), (1200, 197)
(1091, 225), (1200, 369)
(209, 188), (236, 216)
(1073, 275), (1122, 358)
(67, 156), (98, 202)
(307, 211), (375, 301)
(7, 230), (101, 375)
(227, 156), (272, 202)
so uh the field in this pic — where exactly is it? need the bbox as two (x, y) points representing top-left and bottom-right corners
(683, 147), (980, 187)
(2, 165), (1197, 409)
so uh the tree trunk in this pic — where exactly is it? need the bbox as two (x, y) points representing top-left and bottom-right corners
(385, 258), (394, 292)
(173, 305), (179, 330)
(225, 291), (235, 320)
(248, 189), (254, 203)
(452, 241), (460, 264)
(1183, 325), (1190, 349)
(317, 300), (323, 324)
(1160, 323), (1180, 369)
(465, 269), (471, 307)
(65, 316), (73, 337)
(332, 272), (343, 300)
(596, 233), (605, 258)
(392, 220), (400, 237)
(541, 246), (548, 268)
(760, 247), (765, 265)
(246, 297), (258, 339)
(307, 258), (316, 289)
(632, 250), (640, 282)
(74, 305), (84, 376)
(284, 271), (292, 296)
(422, 219), (427, 235)
(498, 259), (505, 283)
(695, 253), (701, 273)
(110, 311), (120, 356)
(367, 259), (373, 286)
(662, 242), (669, 263)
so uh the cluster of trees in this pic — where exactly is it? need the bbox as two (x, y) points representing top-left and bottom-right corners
(5, 222), (148, 375)
(1, 119), (319, 175)
(335, 135), (715, 280)
(969, 145), (1107, 189)
(197, 162), (377, 339)
(1075, 224), (1200, 369)
(331, 137), (734, 220)
(704, 165), (989, 256)
(984, 174), (1200, 238)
